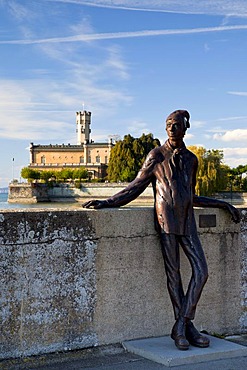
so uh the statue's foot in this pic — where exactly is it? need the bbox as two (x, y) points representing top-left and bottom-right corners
(171, 334), (190, 350)
(171, 318), (190, 350)
(186, 321), (210, 348)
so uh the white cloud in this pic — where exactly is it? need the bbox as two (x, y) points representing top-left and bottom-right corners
(204, 43), (210, 52)
(228, 91), (247, 96)
(0, 83), (72, 140)
(105, 45), (130, 80)
(69, 15), (94, 35)
(191, 120), (206, 128)
(207, 129), (227, 133)
(127, 120), (150, 136)
(216, 115), (247, 121)
(223, 147), (247, 167)
(46, 1), (247, 17)
(223, 147), (247, 156)
(184, 133), (194, 140)
(0, 5), (133, 142)
(221, 15), (231, 26)
(213, 129), (247, 142)
(7, 1), (35, 20)
(2, 24), (247, 45)
(0, 53), (132, 141)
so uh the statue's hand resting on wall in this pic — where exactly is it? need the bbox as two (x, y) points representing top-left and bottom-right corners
(193, 195), (241, 224)
(224, 203), (241, 223)
(83, 200), (108, 209)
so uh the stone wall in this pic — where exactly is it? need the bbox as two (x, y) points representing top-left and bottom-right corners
(8, 183), (154, 204)
(8, 184), (247, 205)
(0, 207), (246, 359)
(8, 184), (49, 203)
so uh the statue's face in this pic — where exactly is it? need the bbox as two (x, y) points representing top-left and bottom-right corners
(166, 119), (185, 140)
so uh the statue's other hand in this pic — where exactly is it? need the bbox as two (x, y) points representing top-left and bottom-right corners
(82, 200), (107, 209)
(227, 204), (241, 223)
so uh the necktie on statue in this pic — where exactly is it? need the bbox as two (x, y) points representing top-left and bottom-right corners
(171, 149), (183, 171)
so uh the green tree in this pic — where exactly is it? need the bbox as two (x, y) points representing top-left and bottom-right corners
(21, 167), (40, 182)
(56, 169), (74, 182)
(227, 164), (247, 191)
(238, 165), (247, 190)
(107, 133), (160, 182)
(40, 170), (55, 183)
(188, 146), (228, 196)
(243, 175), (247, 191)
(72, 168), (88, 181)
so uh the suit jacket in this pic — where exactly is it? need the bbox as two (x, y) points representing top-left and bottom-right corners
(105, 140), (198, 235)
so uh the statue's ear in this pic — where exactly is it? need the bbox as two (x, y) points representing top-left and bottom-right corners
(180, 110), (190, 129)
(184, 116), (190, 129)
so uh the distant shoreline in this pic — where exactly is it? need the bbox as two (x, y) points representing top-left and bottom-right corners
(0, 187), (8, 194)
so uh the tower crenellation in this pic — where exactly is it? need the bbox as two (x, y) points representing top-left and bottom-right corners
(76, 110), (91, 145)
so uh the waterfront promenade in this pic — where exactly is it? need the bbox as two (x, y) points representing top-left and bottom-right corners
(1, 336), (247, 370)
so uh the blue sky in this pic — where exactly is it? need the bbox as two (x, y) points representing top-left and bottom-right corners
(1, 0), (247, 187)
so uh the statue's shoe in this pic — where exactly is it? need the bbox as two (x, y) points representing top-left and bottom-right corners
(171, 333), (190, 350)
(171, 319), (190, 350)
(186, 322), (210, 348)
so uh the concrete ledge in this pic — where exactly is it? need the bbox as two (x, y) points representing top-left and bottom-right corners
(123, 335), (247, 367)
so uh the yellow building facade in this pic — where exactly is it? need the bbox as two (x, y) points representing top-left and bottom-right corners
(29, 111), (114, 179)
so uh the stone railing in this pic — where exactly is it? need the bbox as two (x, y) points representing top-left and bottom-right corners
(0, 207), (246, 359)
(8, 183), (154, 204)
(8, 183), (247, 205)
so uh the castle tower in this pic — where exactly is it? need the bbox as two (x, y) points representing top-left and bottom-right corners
(76, 111), (91, 144)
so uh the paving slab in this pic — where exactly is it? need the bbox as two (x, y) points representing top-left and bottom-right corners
(123, 335), (247, 367)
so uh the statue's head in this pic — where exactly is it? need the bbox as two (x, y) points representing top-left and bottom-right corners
(166, 110), (190, 132)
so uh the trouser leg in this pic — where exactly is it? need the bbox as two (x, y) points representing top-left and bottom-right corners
(179, 234), (208, 320)
(160, 233), (185, 320)
(160, 232), (208, 321)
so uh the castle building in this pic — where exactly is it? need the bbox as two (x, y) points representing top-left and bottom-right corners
(29, 111), (114, 179)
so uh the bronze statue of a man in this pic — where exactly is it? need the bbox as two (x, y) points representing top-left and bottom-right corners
(83, 110), (240, 350)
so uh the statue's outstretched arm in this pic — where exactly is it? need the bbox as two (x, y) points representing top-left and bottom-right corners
(193, 194), (240, 223)
(83, 152), (156, 209)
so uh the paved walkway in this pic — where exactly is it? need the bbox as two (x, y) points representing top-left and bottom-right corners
(1, 335), (247, 370)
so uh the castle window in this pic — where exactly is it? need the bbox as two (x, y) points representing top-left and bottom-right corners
(96, 155), (100, 163)
(41, 155), (46, 164)
(105, 156), (108, 164)
(88, 156), (91, 163)
(80, 156), (84, 163)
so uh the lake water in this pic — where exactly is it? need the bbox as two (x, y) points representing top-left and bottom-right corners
(0, 192), (152, 210)
(0, 193), (80, 210)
